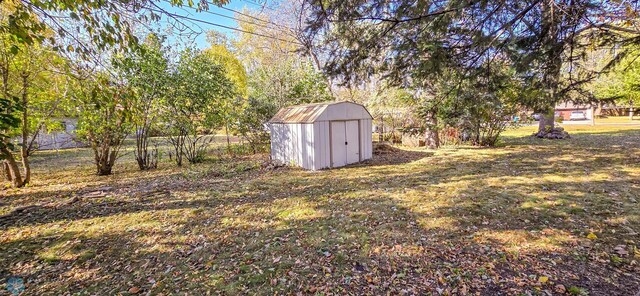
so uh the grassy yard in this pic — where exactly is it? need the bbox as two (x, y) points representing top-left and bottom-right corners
(1, 125), (639, 295)
(593, 116), (640, 124)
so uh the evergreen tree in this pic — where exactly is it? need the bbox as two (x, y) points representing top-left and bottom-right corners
(302, 0), (640, 140)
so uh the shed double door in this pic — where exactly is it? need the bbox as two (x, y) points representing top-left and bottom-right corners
(330, 120), (360, 167)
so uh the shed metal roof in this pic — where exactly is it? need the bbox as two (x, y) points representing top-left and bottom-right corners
(269, 101), (371, 123)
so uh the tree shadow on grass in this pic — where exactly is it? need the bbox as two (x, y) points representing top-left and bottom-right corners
(1, 128), (639, 294)
(366, 144), (434, 166)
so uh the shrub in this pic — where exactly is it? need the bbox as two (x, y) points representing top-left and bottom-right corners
(235, 97), (276, 154)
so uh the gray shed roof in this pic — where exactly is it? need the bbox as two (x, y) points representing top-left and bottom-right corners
(269, 101), (372, 124)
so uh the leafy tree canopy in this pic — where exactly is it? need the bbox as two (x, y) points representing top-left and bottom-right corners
(0, 0), (229, 59)
(302, 0), (640, 135)
(205, 31), (248, 97)
(590, 45), (640, 106)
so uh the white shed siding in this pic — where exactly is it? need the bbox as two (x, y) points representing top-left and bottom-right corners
(291, 124), (299, 165)
(270, 123), (316, 168)
(359, 119), (373, 160)
(312, 121), (331, 170)
(293, 124), (301, 165)
(319, 102), (370, 122)
(299, 123), (315, 169)
(269, 102), (373, 170)
(269, 123), (288, 165)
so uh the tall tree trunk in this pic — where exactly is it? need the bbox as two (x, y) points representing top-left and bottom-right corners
(0, 60), (25, 187)
(2, 161), (12, 181)
(97, 154), (113, 176)
(172, 130), (185, 167)
(135, 122), (152, 170)
(1, 146), (23, 188)
(537, 108), (555, 135)
(425, 111), (439, 149)
(20, 74), (30, 184)
(536, 0), (563, 137)
(95, 146), (114, 176)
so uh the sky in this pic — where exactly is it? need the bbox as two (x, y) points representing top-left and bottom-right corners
(153, 0), (275, 49)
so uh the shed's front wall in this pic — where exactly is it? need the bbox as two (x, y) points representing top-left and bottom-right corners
(312, 118), (373, 170)
(270, 123), (316, 170)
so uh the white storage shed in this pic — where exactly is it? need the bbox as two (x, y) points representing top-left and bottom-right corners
(269, 101), (373, 170)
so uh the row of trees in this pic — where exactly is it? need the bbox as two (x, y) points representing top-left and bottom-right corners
(0, 0), (334, 188)
(589, 44), (640, 114)
(80, 37), (239, 175)
(3, 0), (639, 187)
(0, 30), (240, 186)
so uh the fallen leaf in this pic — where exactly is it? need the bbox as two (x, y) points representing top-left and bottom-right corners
(613, 245), (628, 256)
(586, 232), (597, 240)
(538, 276), (549, 284)
(128, 286), (141, 294)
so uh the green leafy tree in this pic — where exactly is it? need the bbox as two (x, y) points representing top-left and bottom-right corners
(232, 9), (332, 109)
(1, 0), (229, 60)
(163, 49), (235, 166)
(113, 34), (169, 170)
(204, 31), (248, 151)
(590, 46), (640, 119)
(0, 96), (22, 186)
(249, 59), (332, 109)
(205, 31), (248, 97)
(74, 76), (132, 176)
(1, 6), (68, 187)
(439, 61), (522, 146)
(235, 97), (276, 153)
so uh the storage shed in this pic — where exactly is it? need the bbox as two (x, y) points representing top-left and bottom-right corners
(269, 101), (373, 170)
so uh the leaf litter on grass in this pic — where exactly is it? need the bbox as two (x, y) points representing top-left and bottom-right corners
(0, 126), (639, 294)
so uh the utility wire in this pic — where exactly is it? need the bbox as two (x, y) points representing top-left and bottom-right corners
(150, 6), (302, 45)
(239, 0), (277, 12)
(164, 1), (294, 31)
(175, 1), (291, 30)
(166, 1), (284, 31)
(212, 2), (282, 27)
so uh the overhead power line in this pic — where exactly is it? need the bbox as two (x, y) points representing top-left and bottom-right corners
(213, 3), (282, 28)
(239, 0), (277, 12)
(164, 1), (279, 31)
(150, 6), (302, 45)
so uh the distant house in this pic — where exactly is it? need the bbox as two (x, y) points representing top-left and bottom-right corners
(31, 118), (86, 150)
(555, 101), (639, 119)
(555, 102), (594, 120)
